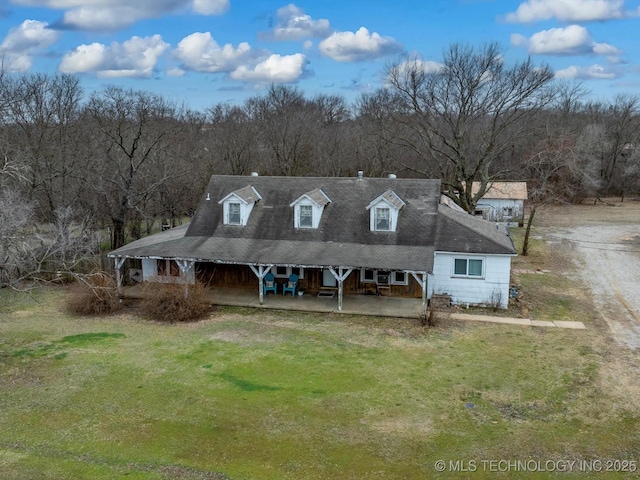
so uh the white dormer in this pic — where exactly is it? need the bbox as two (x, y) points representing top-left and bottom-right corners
(289, 188), (331, 229)
(218, 186), (262, 226)
(366, 190), (405, 232)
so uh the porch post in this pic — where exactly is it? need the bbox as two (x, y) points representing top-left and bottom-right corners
(175, 259), (196, 284)
(328, 267), (353, 311)
(114, 256), (126, 296)
(410, 272), (428, 311)
(249, 264), (273, 305)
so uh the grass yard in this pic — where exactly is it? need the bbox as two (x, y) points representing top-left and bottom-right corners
(508, 228), (600, 323)
(2, 280), (640, 479)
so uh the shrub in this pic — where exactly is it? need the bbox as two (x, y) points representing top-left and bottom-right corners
(418, 303), (439, 328)
(67, 272), (122, 315)
(140, 282), (211, 322)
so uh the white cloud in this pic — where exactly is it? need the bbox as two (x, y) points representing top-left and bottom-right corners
(259, 4), (331, 41)
(230, 53), (307, 83)
(174, 32), (259, 73)
(0, 19), (61, 71)
(166, 67), (186, 77)
(555, 63), (617, 79)
(192, 0), (229, 15)
(11, 0), (229, 31)
(397, 58), (445, 76)
(592, 43), (621, 55)
(59, 34), (169, 78)
(319, 27), (403, 62)
(511, 25), (622, 56)
(505, 0), (625, 23)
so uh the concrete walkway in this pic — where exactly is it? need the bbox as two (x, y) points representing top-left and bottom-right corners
(450, 313), (586, 329)
(122, 285), (586, 329)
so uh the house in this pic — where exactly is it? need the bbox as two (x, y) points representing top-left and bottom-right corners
(108, 175), (517, 309)
(472, 181), (527, 226)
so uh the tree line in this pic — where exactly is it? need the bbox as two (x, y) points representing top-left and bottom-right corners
(1, 42), (639, 286)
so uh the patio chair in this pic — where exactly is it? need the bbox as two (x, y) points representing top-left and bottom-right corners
(264, 273), (277, 295)
(282, 274), (299, 296)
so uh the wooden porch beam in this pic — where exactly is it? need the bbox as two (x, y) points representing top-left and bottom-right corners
(410, 272), (428, 310)
(249, 264), (273, 305)
(175, 259), (196, 284)
(114, 256), (126, 296)
(328, 267), (352, 311)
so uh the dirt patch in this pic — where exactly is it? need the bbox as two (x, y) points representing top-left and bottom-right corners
(537, 199), (640, 350)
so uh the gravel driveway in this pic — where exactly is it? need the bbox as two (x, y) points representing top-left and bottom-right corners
(546, 223), (640, 350)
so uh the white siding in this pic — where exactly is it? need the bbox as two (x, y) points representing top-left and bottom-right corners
(141, 258), (195, 284)
(142, 258), (157, 281)
(476, 198), (524, 223)
(432, 252), (512, 308)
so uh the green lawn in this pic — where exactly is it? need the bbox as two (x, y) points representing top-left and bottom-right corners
(1, 287), (639, 479)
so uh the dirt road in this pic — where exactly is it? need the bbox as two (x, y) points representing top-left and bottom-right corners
(537, 201), (640, 350)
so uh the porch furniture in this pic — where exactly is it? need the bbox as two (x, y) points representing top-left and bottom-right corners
(264, 273), (277, 295)
(282, 274), (299, 296)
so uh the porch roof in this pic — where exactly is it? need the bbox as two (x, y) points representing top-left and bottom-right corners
(108, 225), (434, 272)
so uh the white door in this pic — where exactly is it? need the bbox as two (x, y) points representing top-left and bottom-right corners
(322, 269), (337, 287)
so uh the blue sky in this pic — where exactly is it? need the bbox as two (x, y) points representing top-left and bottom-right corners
(1, 0), (639, 111)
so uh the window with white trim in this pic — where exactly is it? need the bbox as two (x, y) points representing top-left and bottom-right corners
(453, 258), (483, 278)
(228, 202), (241, 225)
(391, 271), (408, 285)
(361, 269), (408, 285)
(274, 266), (304, 279)
(375, 207), (390, 231)
(299, 205), (313, 228)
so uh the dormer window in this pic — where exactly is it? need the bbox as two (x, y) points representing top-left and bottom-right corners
(375, 207), (390, 231)
(228, 202), (241, 225)
(218, 186), (261, 226)
(290, 188), (331, 229)
(366, 190), (405, 232)
(299, 205), (313, 228)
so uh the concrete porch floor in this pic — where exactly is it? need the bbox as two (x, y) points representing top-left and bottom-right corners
(124, 285), (424, 319)
(121, 285), (586, 328)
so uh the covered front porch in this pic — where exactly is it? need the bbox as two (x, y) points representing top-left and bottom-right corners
(123, 285), (425, 319)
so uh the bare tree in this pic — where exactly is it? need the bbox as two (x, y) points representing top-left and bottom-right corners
(580, 94), (640, 200)
(85, 86), (186, 249)
(0, 74), (86, 220)
(355, 88), (413, 176)
(246, 84), (316, 176)
(206, 103), (258, 175)
(518, 83), (597, 255)
(385, 43), (557, 212)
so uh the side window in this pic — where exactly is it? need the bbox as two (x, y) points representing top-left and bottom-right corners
(454, 259), (468, 275)
(453, 258), (483, 277)
(468, 259), (483, 276)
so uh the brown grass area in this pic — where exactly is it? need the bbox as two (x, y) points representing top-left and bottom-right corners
(536, 197), (640, 227)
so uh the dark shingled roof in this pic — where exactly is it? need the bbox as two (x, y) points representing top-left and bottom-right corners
(292, 188), (331, 207)
(109, 175), (516, 272)
(220, 185), (261, 204)
(435, 205), (516, 254)
(367, 190), (405, 210)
